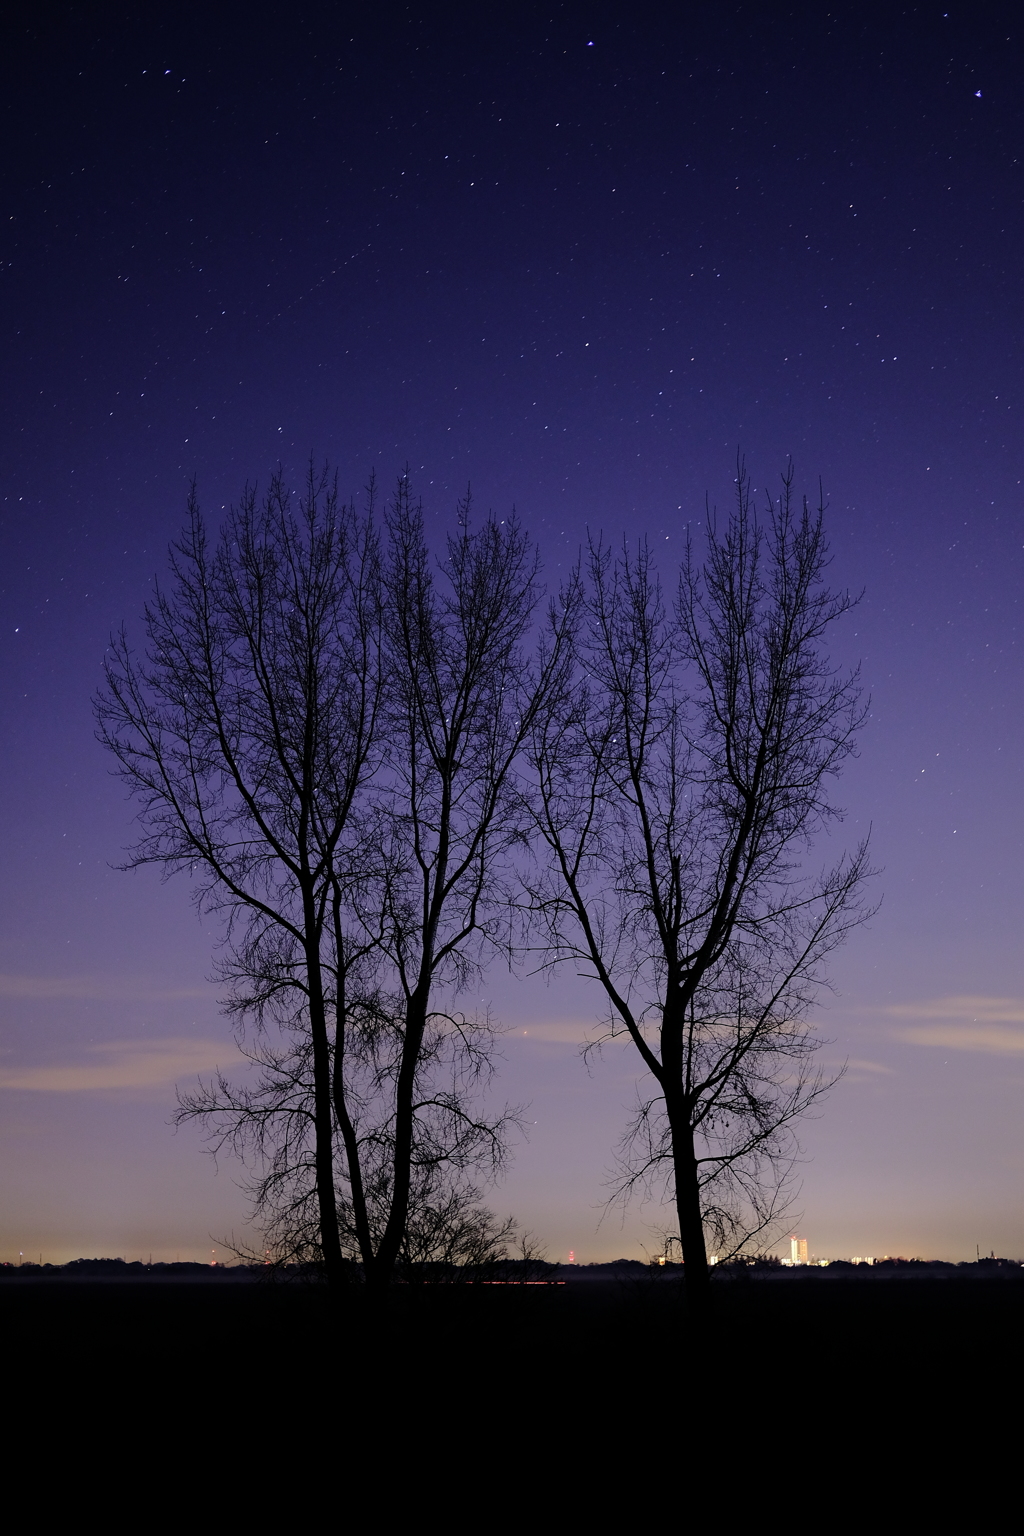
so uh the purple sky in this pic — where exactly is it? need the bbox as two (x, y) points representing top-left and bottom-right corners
(2, 4), (1022, 1263)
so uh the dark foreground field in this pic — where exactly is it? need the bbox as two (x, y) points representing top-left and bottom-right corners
(5, 1265), (1021, 1505)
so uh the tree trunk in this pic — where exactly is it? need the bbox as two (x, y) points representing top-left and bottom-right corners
(303, 922), (346, 1289)
(371, 980), (430, 1290)
(333, 1042), (375, 1280)
(668, 1102), (710, 1308)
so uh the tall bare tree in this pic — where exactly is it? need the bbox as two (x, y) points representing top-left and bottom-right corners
(96, 466), (383, 1287)
(358, 477), (571, 1288)
(98, 467), (567, 1291)
(528, 464), (872, 1301)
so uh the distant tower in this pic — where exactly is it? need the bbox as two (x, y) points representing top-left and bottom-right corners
(790, 1235), (808, 1265)
(568, 1250), (576, 1265)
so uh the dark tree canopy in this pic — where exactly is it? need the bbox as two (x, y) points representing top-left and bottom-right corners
(98, 456), (868, 1296)
(528, 465), (872, 1297)
(97, 467), (565, 1288)
(98, 467), (382, 1280)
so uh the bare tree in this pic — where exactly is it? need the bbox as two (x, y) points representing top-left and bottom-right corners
(528, 464), (872, 1302)
(98, 466), (567, 1291)
(352, 476), (571, 1288)
(96, 465), (383, 1288)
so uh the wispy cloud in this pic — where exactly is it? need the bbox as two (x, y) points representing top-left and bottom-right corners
(0, 1037), (228, 1091)
(897, 1025), (1024, 1055)
(881, 996), (1024, 1055)
(511, 1019), (595, 1045)
(884, 995), (1024, 1023)
(510, 1016), (649, 1046)
(845, 1057), (894, 1075)
(0, 973), (211, 1002)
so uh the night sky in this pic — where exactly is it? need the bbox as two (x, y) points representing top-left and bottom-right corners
(3, 3), (1023, 1264)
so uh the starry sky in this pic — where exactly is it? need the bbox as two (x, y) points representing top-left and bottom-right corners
(2, 3), (1023, 1264)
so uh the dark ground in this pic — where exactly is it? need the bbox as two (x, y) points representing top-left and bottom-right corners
(5, 1265), (1020, 1507)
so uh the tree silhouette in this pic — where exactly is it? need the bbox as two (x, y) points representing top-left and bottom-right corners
(528, 464), (872, 1301)
(98, 467), (567, 1289)
(357, 478), (570, 1287)
(98, 465), (382, 1286)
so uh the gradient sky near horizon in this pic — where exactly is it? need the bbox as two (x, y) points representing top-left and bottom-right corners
(2, 3), (1023, 1264)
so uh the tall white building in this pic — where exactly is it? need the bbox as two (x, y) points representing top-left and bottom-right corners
(790, 1236), (808, 1265)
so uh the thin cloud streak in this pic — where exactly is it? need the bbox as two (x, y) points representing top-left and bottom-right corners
(878, 995), (1024, 1055)
(883, 995), (1024, 1024)
(510, 1019), (620, 1046)
(0, 973), (211, 1002)
(896, 1025), (1024, 1056)
(0, 1037), (228, 1091)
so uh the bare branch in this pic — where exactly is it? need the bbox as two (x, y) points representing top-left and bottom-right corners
(526, 461), (874, 1301)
